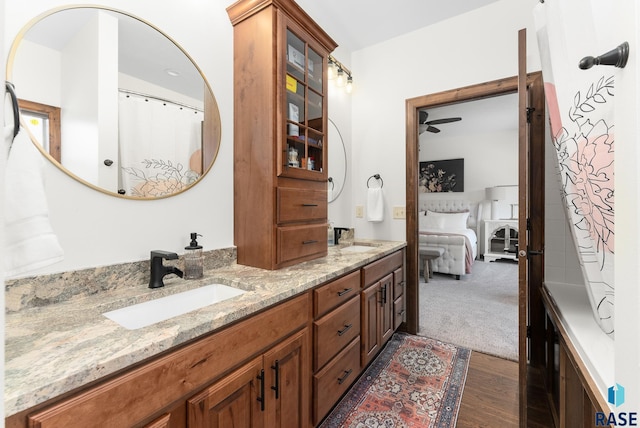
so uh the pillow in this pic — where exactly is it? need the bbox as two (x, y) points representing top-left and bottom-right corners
(420, 213), (445, 230)
(426, 210), (470, 230)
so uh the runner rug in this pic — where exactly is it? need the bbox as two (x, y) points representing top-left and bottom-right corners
(320, 333), (470, 427)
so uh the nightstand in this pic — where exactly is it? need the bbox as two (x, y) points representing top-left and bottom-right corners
(484, 219), (519, 262)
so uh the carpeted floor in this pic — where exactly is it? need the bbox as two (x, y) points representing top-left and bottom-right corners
(418, 259), (519, 361)
(320, 333), (470, 428)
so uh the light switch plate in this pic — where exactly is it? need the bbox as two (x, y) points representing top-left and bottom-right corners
(355, 205), (364, 218)
(393, 206), (406, 219)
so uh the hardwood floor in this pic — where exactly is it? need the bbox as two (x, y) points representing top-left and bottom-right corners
(457, 351), (554, 427)
(457, 352), (519, 427)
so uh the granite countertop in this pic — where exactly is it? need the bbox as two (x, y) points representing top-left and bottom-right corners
(5, 240), (405, 416)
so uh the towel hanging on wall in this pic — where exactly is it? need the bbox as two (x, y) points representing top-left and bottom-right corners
(366, 174), (384, 222)
(4, 82), (64, 277)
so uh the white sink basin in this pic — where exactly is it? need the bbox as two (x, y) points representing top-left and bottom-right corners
(341, 245), (376, 253)
(103, 284), (246, 330)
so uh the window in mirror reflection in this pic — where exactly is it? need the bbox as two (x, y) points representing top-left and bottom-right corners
(18, 99), (61, 162)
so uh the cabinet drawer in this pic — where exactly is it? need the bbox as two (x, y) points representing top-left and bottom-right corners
(277, 187), (327, 224)
(314, 270), (361, 317)
(313, 337), (361, 425)
(314, 296), (360, 371)
(277, 224), (327, 264)
(393, 266), (404, 300)
(362, 250), (403, 288)
(394, 294), (405, 331)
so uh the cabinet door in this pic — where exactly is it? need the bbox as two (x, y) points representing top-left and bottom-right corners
(263, 328), (310, 428)
(187, 356), (264, 428)
(281, 21), (328, 181)
(361, 283), (381, 367)
(380, 273), (394, 345)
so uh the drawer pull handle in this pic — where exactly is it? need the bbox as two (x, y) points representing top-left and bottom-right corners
(337, 288), (353, 297)
(398, 309), (406, 316)
(302, 240), (318, 245)
(337, 323), (353, 336)
(302, 203), (319, 207)
(337, 369), (353, 385)
(256, 369), (265, 411)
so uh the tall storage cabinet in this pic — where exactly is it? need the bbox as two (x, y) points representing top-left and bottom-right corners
(227, 0), (338, 270)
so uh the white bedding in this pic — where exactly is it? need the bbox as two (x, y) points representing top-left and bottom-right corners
(419, 227), (478, 260)
(417, 198), (482, 278)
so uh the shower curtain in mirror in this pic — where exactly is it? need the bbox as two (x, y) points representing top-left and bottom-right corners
(118, 91), (204, 197)
(535, 0), (615, 337)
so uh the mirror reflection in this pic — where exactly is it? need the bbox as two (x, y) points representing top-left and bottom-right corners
(8, 7), (221, 199)
(327, 118), (347, 203)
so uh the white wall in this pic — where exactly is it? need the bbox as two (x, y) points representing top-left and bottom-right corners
(349, 0), (541, 241)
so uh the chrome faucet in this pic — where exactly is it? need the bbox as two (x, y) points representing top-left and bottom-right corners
(149, 250), (184, 289)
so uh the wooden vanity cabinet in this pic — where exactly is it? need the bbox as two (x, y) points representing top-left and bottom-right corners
(227, 0), (338, 270)
(361, 251), (404, 367)
(18, 294), (310, 428)
(187, 328), (309, 428)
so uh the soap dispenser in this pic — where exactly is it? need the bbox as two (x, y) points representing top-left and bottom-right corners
(184, 233), (203, 279)
(327, 222), (334, 246)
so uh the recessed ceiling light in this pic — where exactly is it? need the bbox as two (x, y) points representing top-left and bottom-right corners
(165, 69), (180, 77)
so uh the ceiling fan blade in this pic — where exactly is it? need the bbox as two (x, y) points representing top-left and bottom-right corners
(419, 110), (429, 124)
(426, 117), (462, 125)
(427, 125), (441, 133)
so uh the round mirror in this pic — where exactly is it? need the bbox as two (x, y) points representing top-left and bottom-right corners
(7, 6), (221, 199)
(327, 118), (347, 203)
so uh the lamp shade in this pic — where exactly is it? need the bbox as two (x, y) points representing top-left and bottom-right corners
(486, 185), (517, 202)
(486, 186), (506, 201)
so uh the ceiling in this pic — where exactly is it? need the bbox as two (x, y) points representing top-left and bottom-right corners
(295, 0), (502, 52)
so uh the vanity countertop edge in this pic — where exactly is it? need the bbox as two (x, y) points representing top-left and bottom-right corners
(4, 239), (406, 417)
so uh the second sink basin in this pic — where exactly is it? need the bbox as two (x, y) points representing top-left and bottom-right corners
(341, 245), (376, 253)
(103, 284), (247, 330)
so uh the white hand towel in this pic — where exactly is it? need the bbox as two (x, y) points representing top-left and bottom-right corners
(4, 127), (64, 277)
(366, 187), (384, 222)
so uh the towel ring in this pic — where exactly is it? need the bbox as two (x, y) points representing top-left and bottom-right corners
(367, 174), (383, 188)
(5, 81), (20, 139)
(328, 177), (335, 190)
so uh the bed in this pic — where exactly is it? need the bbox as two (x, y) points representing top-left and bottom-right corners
(418, 199), (481, 280)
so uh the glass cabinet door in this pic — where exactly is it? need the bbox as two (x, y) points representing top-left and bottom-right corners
(284, 28), (326, 179)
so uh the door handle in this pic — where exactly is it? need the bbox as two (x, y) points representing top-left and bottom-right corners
(519, 249), (543, 258)
(256, 369), (265, 411)
(271, 360), (280, 399)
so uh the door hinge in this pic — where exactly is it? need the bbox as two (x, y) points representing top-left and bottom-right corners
(526, 218), (531, 231)
(526, 325), (531, 338)
(526, 107), (536, 123)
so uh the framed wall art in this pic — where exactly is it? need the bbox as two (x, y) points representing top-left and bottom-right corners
(419, 158), (464, 193)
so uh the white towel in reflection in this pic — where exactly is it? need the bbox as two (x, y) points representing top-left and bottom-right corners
(366, 187), (384, 222)
(4, 127), (64, 277)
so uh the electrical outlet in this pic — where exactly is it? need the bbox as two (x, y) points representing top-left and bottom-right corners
(393, 206), (406, 219)
(355, 205), (364, 218)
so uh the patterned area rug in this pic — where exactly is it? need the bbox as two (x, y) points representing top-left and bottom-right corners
(320, 333), (470, 427)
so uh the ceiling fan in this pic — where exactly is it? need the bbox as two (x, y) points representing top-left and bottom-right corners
(419, 110), (462, 134)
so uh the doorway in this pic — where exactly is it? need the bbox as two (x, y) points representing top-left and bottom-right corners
(414, 94), (519, 359)
(404, 72), (547, 425)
